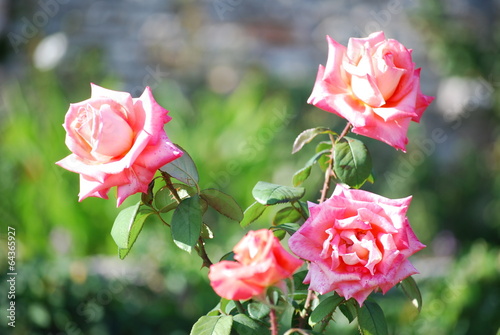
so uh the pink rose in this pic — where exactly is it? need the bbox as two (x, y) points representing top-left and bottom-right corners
(288, 185), (425, 305)
(308, 31), (434, 151)
(56, 84), (183, 206)
(209, 229), (303, 300)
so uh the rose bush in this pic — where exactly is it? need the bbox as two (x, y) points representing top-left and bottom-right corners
(209, 229), (303, 300)
(56, 84), (183, 206)
(288, 184), (425, 305)
(308, 31), (434, 151)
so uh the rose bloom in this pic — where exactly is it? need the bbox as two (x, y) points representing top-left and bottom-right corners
(209, 229), (303, 300)
(308, 31), (434, 151)
(56, 84), (183, 206)
(288, 185), (425, 305)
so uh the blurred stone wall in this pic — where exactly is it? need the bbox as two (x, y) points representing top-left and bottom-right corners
(3, 0), (439, 91)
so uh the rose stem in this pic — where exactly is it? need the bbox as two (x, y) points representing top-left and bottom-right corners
(298, 290), (314, 329)
(162, 171), (214, 268)
(270, 306), (279, 335)
(195, 237), (213, 269)
(235, 301), (246, 314)
(318, 132), (336, 203)
(337, 122), (352, 142)
(302, 123), (353, 329)
(162, 172), (183, 203)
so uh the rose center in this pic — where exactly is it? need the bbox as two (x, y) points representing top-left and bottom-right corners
(76, 103), (134, 161)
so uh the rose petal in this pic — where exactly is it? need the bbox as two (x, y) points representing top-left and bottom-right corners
(307, 32), (434, 150)
(209, 261), (264, 300)
(351, 113), (411, 151)
(90, 104), (134, 159)
(288, 185), (425, 306)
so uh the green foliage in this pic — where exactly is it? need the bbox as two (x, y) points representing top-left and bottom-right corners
(200, 189), (243, 223)
(155, 186), (177, 212)
(292, 127), (336, 154)
(190, 315), (233, 335)
(356, 301), (388, 335)
(339, 300), (357, 324)
(161, 145), (199, 187)
(110, 202), (155, 259)
(248, 302), (271, 319)
(400, 276), (423, 313)
(171, 195), (203, 253)
(252, 181), (305, 205)
(232, 314), (269, 335)
(272, 206), (303, 225)
(293, 150), (330, 187)
(308, 294), (344, 328)
(240, 201), (267, 228)
(333, 137), (373, 189)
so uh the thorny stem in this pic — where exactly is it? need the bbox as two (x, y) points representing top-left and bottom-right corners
(298, 290), (315, 329)
(163, 172), (183, 203)
(318, 132), (336, 204)
(316, 308), (336, 333)
(318, 122), (352, 204)
(337, 122), (352, 143)
(299, 123), (352, 331)
(319, 164), (333, 204)
(270, 307), (279, 335)
(195, 236), (213, 268)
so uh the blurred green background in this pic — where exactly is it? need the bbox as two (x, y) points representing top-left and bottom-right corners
(0, 0), (499, 334)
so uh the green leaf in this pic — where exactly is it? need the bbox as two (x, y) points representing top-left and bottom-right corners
(171, 195), (202, 253)
(316, 141), (333, 171)
(273, 206), (302, 225)
(233, 314), (269, 335)
(292, 127), (335, 154)
(172, 183), (197, 198)
(219, 251), (235, 262)
(292, 166), (312, 187)
(339, 301), (356, 324)
(357, 301), (388, 335)
(200, 189), (243, 222)
(298, 201), (310, 219)
(190, 315), (233, 335)
(273, 229), (286, 240)
(111, 202), (141, 249)
(293, 270), (309, 291)
(309, 293), (344, 328)
(111, 203), (153, 248)
(111, 203), (154, 259)
(201, 223), (214, 239)
(400, 276), (423, 313)
(252, 181), (305, 206)
(293, 149), (331, 187)
(220, 299), (234, 314)
(248, 302), (270, 320)
(207, 304), (221, 317)
(155, 187), (176, 211)
(240, 201), (267, 228)
(334, 137), (372, 189)
(161, 145), (199, 187)
(366, 172), (375, 184)
(272, 223), (301, 236)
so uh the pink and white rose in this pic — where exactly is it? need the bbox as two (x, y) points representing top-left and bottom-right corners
(288, 184), (425, 305)
(56, 84), (183, 206)
(308, 31), (434, 151)
(209, 229), (303, 301)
